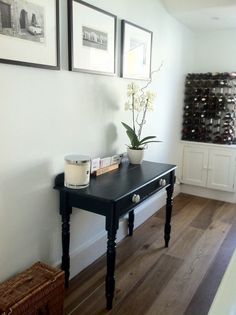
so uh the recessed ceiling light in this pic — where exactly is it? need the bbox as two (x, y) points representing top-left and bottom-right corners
(212, 17), (220, 20)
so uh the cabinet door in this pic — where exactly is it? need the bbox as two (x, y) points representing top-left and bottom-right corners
(207, 149), (236, 192)
(182, 146), (208, 187)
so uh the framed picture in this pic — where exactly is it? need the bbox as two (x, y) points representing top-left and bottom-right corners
(121, 20), (153, 80)
(68, 0), (117, 76)
(0, 0), (60, 70)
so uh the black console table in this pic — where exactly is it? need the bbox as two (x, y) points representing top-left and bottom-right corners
(54, 161), (176, 309)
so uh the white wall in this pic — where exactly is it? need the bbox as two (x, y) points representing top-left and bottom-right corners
(0, 0), (194, 282)
(194, 29), (236, 72)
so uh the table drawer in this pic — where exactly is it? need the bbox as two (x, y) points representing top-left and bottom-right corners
(116, 173), (171, 215)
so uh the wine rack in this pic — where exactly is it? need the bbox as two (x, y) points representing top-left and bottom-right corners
(182, 72), (236, 144)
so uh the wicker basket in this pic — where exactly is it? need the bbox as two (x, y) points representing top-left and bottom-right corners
(0, 262), (64, 315)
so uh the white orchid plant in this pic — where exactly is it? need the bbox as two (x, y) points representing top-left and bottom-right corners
(122, 65), (163, 150)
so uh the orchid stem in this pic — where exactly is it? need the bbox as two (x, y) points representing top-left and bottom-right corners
(132, 93), (136, 133)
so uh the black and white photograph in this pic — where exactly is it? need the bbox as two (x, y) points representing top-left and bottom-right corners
(68, 0), (117, 76)
(121, 20), (153, 80)
(0, 0), (59, 69)
(0, 0), (45, 43)
(82, 26), (108, 51)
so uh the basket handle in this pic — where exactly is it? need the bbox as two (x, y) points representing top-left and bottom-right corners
(1, 276), (33, 297)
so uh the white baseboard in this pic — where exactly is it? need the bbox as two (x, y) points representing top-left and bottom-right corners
(180, 183), (236, 203)
(67, 183), (180, 279)
(208, 250), (236, 315)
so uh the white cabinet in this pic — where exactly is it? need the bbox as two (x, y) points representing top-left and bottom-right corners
(182, 146), (208, 187)
(181, 143), (236, 192)
(207, 149), (236, 192)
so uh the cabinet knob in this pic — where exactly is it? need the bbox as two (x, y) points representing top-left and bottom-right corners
(132, 194), (140, 204)
(159, 178), (167, 187)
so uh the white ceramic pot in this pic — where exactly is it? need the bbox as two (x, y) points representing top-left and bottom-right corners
(127, 148), (145, 164)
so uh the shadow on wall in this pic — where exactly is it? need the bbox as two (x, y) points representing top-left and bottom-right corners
(90, 77), (121, 113)
(85, 77), (121, 156)
(105, 123), (118, 156)
(0, 160), (61, 281)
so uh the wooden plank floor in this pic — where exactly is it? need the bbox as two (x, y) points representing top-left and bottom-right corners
(64, 194), (236, 315)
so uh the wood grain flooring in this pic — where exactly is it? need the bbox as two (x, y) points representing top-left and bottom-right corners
(64, 193), (236, 315)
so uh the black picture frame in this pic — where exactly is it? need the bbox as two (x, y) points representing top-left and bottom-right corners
(0, 0), (60, 70)
(121, 20), (153, 80)
(68, 0), (117, 76)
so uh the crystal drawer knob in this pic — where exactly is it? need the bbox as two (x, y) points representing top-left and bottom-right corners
(159, 178), (166, 187)
(132, 194), (140, 204)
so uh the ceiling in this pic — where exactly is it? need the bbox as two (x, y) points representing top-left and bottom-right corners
(161, 0), (236, 30)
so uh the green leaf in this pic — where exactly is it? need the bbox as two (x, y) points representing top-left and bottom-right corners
(121, 122), (161, 149)
(121, 122), (140, 148)
(139, 136), (157, 144)
(121, 122), (134, 133)
(141, 140), (162, 145)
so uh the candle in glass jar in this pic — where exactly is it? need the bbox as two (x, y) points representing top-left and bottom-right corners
(64, 155), (90, 189)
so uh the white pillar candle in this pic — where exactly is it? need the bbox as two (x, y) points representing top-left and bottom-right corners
(64, 155), (90, 189)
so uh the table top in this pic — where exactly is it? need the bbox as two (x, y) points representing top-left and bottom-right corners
(54, 161), (176, 202)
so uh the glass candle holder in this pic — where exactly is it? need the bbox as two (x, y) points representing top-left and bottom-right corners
(64, 155), (90, 189)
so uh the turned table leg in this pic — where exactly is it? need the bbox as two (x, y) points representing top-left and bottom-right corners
(165, 171), (175, 248)
(60, 192), (72, 288)
(128, 210), (134, 236)
(105, 214), (119, 310)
